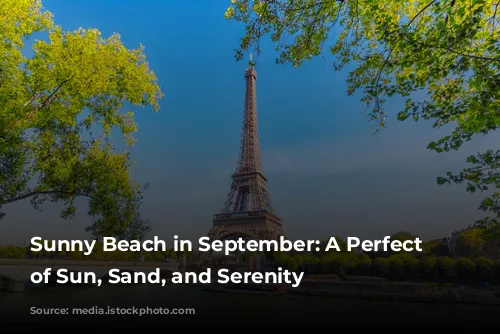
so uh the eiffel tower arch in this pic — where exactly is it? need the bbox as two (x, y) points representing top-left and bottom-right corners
(192, 62), (285, 263)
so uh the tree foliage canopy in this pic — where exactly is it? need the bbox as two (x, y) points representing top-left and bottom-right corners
(225, 0), (500, 228)
(0, 0), (162, 239)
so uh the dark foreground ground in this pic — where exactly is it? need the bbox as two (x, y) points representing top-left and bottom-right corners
(0, 284), (498, 327)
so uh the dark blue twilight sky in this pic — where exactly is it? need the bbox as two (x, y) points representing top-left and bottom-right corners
(1, 0), (498, 245)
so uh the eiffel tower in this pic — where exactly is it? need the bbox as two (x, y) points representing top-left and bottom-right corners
(192, 59), (284, 262)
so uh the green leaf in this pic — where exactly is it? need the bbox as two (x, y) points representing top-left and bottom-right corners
(481, 198), (494, 207)
(437, 177), (448, 185)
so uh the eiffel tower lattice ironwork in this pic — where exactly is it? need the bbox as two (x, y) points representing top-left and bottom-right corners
(192, 61), (284, 263)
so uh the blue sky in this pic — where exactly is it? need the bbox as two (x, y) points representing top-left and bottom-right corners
(1, 0), (497, 245)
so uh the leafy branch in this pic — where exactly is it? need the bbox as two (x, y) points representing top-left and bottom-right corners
(225, 0), (500, 229)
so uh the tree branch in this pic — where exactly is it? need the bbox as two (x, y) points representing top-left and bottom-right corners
(422, 43), (500, 62)
(372, 0), (438, 98)
(21, 78), (72, 123)
(408, 0), (437, 26)
(1, 190), (92, 205)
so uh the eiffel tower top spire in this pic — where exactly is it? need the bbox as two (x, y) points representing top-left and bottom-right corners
(218, 62), (277, 215)
(235, 56), (262, 175)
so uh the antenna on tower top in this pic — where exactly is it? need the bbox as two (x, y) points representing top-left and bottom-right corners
(249, 52), (253, 62)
